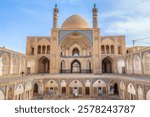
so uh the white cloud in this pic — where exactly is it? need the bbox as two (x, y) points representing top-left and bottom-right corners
(101, 0), (150, 46)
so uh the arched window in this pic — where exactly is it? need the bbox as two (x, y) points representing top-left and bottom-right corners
(31, 47), (34, 55)
(118, 46), (122, 54)
(72, 48), (79, 56)
(38, 46), (41, 54)
(0, 53), (10, 76)
(42, 46), (46, 54)
(71, 60), (81, 73)
(60, 52), (63, 56)
(106, 45), (109, 54)
(33, 83), (39, 96)
(101, 45), (105, 54)
(126, 50), (129, 54)
(38, 57), (50, 73)
(111, 45), (114, 54)
(61, 60), (65, 73)
(86, 60), (91, 73)
(133, 55), (141, 74)
(127, 58), (133, 74)
(143, 53), (150, 75)
(47, 46), (50, 54)
(102, 57), (113, 73)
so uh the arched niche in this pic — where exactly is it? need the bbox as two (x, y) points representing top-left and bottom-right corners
(0, 90), (5, 100)
(69, 80), (83, 87)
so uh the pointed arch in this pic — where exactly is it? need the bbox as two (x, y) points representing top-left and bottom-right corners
(15, 84), (24, 95)
(45, 80), (59, 88)
(27, 58), (35, 74)
(127, 83), (136, 95)
(86, 60), (91, 73)
(119, 81), (126, 99)
(21, 57), (26, 73)
(111, 45), (114, 54)
(93, 79), (106, 87)
(38, 56), (50, 73)
(143, 52), (150, 75)
(71, 59), (81, 73)
(85, 80), (90, 87)
(72, 48), (80, 56)
(0, 53), (10, 76)
(126, 57), (133, 74)
(146, 90), (150, 100)
(25, 82), (32, 91)
(106, 45), (109, 54)
(60, 60), (65, 73)
(120, 81), (126, 91)
(0, 90), (5, 100)
(12, 55), (19, 75)
(117, 59), (125, 74)
(133, 55), (141, 74)
(69, 80), (83, 87)
(33, 81), (43, 96)
(61, 80), (67, 87)
(118, 46), (122, 54)
(102, 56), (114, 73)
(38, 45), (41, 54)
(101, 45), (105, 54)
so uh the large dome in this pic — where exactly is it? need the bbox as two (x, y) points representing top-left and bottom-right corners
(61, 15), (90, 29)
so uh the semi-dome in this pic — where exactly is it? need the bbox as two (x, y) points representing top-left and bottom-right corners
(61, 15), (90, 29)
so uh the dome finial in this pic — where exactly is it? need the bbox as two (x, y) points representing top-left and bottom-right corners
(55, 4), (57, 8)
(94, 3), (96, 8)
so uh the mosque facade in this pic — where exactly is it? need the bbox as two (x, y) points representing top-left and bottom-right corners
(0, 5), (150, 100)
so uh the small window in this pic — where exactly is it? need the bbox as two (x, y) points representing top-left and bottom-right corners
(31, 48), (34, 55)
(38, 46), (41, 54)
(101, 45), (105, 54)
(118, 46), (122, 54)
(47, 46), (50, 54)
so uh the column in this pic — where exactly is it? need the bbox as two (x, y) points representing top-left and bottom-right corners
(90, 79), (94, 97)
(106, 85), (108, 96)
(13, 83), (16, 100)
(140, 52), (144, 75)
(5, 85), (9, 100)
(66, 84), (69, 97)
(125, 82), (128, 100)
(104, 46), (106, 54)
(135, 82), (138, 100)
(109, 45), (111, 54)
(82, 83), (85, 97)
(142, 84), (146, 100)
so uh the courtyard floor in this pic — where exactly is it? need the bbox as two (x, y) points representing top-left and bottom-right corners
(32, 95), (121, 100)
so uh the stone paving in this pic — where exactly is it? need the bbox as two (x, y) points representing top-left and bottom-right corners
(32, 95), (121, 100)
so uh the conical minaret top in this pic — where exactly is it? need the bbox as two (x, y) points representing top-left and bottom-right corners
(92, 4), (98, 28)
(53, 4), (59, 28)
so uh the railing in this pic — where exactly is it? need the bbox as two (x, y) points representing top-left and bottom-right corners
(60, 55), (92, 58)
(60, 69), (92, 73)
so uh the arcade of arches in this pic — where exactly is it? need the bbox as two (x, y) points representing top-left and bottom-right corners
(1, 76), (150, 100)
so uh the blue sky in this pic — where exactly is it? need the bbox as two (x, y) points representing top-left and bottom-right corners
(0, 0), (150, 53)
